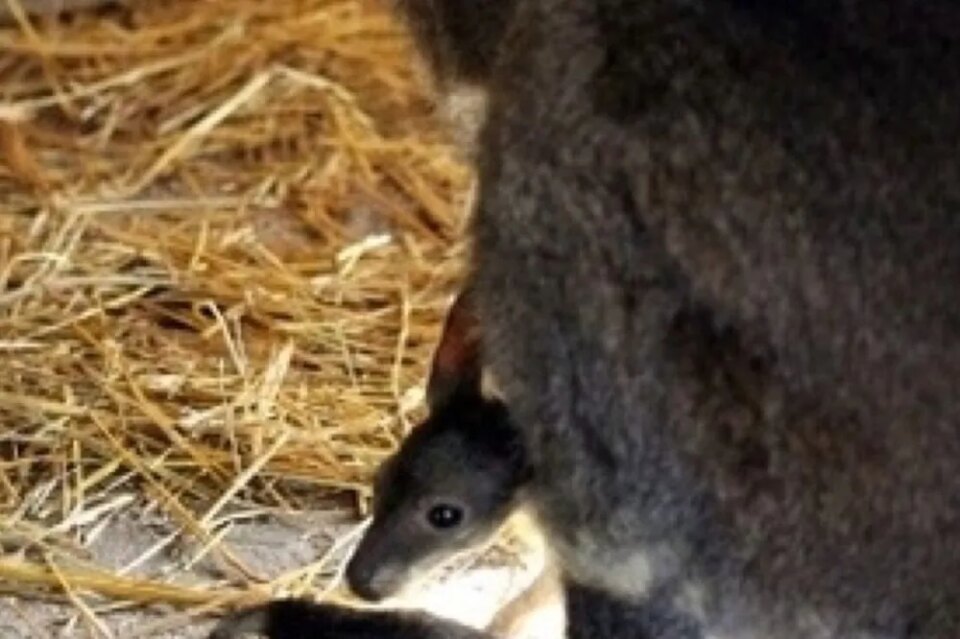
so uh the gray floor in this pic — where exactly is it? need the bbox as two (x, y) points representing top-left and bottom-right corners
(0, 507), (549, 638)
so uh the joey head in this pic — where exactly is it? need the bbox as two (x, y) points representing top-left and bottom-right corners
(344, 292), (561, 637)
(345, 292), (531, 600)
(344, 387), (530, 602)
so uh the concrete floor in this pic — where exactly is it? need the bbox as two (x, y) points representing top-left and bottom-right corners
(0, 508), (560, 638)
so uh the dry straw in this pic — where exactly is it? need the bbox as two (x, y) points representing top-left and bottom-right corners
(0, 0), (475, 630)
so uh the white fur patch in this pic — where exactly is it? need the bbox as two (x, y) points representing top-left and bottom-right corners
(675, 581), (709, 625)
(551, 533), (657, 599)
(438, 83), (489, 158)
(480, 368), (506, 402)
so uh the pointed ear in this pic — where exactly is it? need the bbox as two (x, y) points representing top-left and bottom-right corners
(426, 290), (482, 410)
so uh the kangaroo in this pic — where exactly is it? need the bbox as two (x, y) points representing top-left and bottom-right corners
(210, 1), (960, 637)
(343, 294), (534, 604)
(343, 293), (561, 638)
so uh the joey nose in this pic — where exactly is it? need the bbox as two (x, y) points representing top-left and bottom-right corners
(345, 559), (394, 602)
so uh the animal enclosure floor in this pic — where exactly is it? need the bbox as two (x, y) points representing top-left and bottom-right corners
(0, 506), (552, 638)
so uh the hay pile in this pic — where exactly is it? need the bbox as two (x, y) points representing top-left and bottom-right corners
(0, 0), (474, 629)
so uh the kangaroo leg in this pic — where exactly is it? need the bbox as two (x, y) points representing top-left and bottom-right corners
(208, 578), (703, 639)
(208, 599), (493, 639)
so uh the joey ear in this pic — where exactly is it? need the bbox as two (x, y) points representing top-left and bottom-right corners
(426, 289), (483, 410)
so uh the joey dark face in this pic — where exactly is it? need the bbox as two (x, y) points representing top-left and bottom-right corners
(345, 291), (530, 602)
(345, 394), (530, 602)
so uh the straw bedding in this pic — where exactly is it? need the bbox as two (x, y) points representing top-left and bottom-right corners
(0, 0), (484, 632)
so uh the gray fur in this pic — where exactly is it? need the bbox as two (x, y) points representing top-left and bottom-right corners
(211, 1), (960, 637)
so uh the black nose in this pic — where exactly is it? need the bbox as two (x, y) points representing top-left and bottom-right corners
(345, 559), (391, 602)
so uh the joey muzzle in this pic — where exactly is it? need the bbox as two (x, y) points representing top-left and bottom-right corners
(345, 550), (411, 602)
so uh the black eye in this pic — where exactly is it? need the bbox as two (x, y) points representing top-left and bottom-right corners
(427, 504), (464, 529)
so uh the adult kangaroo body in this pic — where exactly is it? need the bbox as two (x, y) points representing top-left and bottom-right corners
(210, 1), (960, 637)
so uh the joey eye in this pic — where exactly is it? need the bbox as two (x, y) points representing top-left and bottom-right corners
(426, 503), (464, 529)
